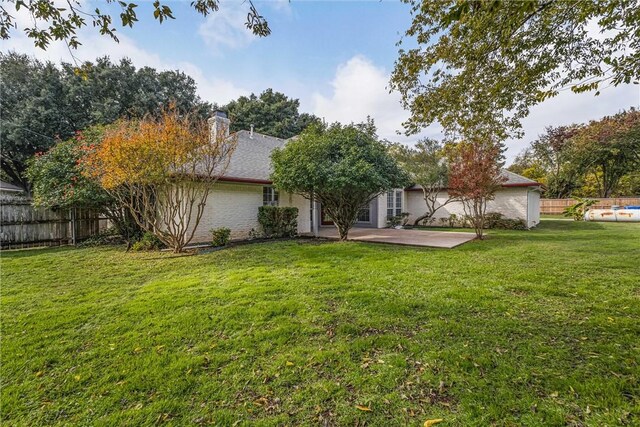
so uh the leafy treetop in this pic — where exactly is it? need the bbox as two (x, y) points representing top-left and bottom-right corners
(222, 89), (321, 140)
(0, 52), (211, 191)
(271, 120), (410, 239)
(391, 0), (640, 140)
(26, 126), (112, 210)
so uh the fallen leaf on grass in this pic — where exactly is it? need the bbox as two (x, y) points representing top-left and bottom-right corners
(35, 371), (43, 377)
(286, 361), (294, 366)
(424, 419), (443, 426)
(355, 405), (372, 412)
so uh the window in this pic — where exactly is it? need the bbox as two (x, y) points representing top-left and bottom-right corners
(263, 187), (279, 206)
(387, 190), (402, 218)
(357, 206), (370, 223)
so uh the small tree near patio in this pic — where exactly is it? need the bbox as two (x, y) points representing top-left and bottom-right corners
(447, 139), (506, 239)
(389, 138), (457, 226)
(271, 121), (410, 240)
(84, 107), (236, 252)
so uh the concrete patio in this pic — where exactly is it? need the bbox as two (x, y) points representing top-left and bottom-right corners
(314, 227), (476, 248)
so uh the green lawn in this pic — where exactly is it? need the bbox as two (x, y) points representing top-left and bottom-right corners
(2, 220), (639, 426)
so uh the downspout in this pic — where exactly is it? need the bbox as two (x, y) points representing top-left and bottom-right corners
(311, 191), (319, 237)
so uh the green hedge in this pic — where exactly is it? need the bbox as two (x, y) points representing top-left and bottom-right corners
(257, 206), (298, 238)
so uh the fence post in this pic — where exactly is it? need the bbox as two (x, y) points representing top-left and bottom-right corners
(71, 208), (77, 246)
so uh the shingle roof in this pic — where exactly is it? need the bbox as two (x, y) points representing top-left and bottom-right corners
(500, 170), (541, 187)
(0, 180), (25, 193)
(218, 130), (287, 183)
(405, 169), (541, 191)
(212, 132), (541, 188)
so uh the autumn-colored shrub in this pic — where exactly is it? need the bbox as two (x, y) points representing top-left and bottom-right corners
(84, 106), (236, 252)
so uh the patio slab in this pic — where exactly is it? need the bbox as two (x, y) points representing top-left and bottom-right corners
(313, 227), (476, 248)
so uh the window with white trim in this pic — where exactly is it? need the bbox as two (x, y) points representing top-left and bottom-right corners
(263, 187), (279, 206)
(387, 190), (402, 218)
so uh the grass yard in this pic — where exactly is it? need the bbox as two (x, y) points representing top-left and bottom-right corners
(2, 220), (639, 426)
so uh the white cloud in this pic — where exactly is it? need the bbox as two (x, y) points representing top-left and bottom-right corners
(198, 0), (292, 53)
(310, 55), (440, 142)
(198, 2), (256, 52)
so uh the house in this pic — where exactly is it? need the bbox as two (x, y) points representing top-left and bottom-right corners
(191, 112), (540, 242)
(403, 171), (542, 228)
(190, 112), (311, 242)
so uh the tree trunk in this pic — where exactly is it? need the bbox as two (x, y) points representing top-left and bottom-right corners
(413, 212), (432, 226)
(336, 222), (350, 240)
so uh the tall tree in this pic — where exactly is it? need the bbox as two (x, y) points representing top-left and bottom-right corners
(1, 0), (270, 52)
(0, 52), (66, 190)
(507, 148), (548, 189)
(389, 139), (457, 225)
(0, 52), (212, 191)
(223, 89), (320, 139)
(271, 121), (410, 240)
(530, 126), (581, 199)
(84, 107), (237, 253)
(509, 111), (640, 198)
(391, 0), (640, 139)
(447, 139), (505, 239)
(572, 110), (640, 197)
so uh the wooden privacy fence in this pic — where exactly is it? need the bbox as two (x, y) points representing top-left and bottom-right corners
(541, 198), (640, 214)
(1, 198), (105, 249)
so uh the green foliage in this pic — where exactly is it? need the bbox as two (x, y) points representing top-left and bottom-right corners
(386, 212), (410, 228)
(223, 89), (320, 139)
(25, 125), (143, 245)
(210, 227), (231, 247)
(3, 221), (639, 425)
(571, 110), (640, 198)
(563, 197), (598, 221)
(26, 127), (110, 210)
(0, 53), (212, 189)
(130, 232), (163, 251)
(388, 138), (457, 225)
(484, 213), (527, 230)
(271, 120), (410, 239)
(0, 52), (66, 190)
(78, 227), (124, 247)
(391, 0), (640, 139)
(1, 1), (269, 51)
(438, 213), (464, 228)
(389, 138), (447, 187)
(509, 110), (640, 198)
(257, 206), (299, 238)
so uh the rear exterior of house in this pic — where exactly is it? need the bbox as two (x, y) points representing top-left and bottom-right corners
(189, 112), (540, 243)
(340, 171), (541, 230)
(403, 171), (542, 229)
(188, 113), (311, 243)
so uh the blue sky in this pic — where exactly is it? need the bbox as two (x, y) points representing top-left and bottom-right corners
(3, 0), (639, 162)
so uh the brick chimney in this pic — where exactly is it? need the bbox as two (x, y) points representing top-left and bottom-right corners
(208, 110), (230, 142)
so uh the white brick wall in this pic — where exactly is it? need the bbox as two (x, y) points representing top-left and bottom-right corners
(187, 182), (310, 243)
(405, 187), (536, 227)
